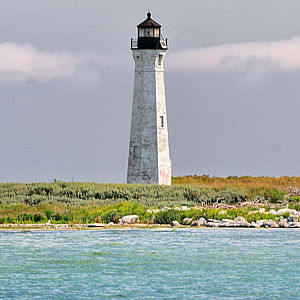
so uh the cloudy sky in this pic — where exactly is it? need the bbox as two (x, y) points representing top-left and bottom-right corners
(0, 0), (299, 183)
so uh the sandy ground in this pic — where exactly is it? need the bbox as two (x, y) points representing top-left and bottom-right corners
(0, 223), (174, 231)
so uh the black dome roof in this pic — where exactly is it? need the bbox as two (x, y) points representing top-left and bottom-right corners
(137, 12), (161, 28)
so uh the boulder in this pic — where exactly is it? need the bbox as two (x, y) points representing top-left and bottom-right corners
(236, 221), (250, 227)
(256, 220), (265, 226)
(198, 217), (207, 226)
(190, 220), (199, 226)
(121, 215), (139, 224)
(182, 218), (192, 225)
(288, 216), (295, 223)
(290, 209), (298, 216)
(289, 222), (300, 228)
(207, 219), (220, 223)
(259, 208), (265, 213)
(181, 206), (190, 211)
(206, 222), (219, 227)
(191, 218), (208, 227)
(220, 219), (236, 227)
(278, 219), (289, 228)
(268, 209), (277, 215)
(277, 208), (291, 216)
(251, 221), (260, 228)
(234, 216), (246, 223)
(218, 210), (226, 215)
(147, 209), (160, 214)
(262, 220), (277, 228)
(171, 220), (180, 227)
(161, 206), (171, 211)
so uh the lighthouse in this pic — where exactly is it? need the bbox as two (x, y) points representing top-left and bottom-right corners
(127, 12), (171, 185)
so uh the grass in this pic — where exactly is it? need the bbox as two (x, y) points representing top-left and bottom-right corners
(0, 202), (292, 225)
(0, 176), (299, 224)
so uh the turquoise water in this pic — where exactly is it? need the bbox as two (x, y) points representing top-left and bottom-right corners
(0, 229), (299, 299)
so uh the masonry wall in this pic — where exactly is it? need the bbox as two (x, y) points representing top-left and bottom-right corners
(127, 49), (171, 185)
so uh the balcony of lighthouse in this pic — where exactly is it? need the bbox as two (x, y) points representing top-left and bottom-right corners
(130, 36), (168, 50)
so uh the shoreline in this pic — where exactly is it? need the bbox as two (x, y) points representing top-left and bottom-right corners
(1, 223), (299, 231)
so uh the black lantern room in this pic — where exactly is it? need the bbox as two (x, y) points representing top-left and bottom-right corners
(131, 12), (168, 50)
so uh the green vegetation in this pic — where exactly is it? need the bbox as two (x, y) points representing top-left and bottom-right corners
(0, 202), (289, 225)
(153, 208), (279, 224)
(0, 176), (299, 225)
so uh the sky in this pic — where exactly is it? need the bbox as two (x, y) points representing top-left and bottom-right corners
(0, 0), (299, 183)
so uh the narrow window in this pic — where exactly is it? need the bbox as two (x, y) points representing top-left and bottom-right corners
(160, 116), (164, 128)
(133, 146), (138, 158)
(158, 54), (163, 65)
(136, 56), (139, 62)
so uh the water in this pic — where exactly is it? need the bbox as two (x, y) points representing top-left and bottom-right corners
(0, 229), (299, 299)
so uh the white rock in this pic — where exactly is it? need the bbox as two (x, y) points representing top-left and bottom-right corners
(263, 220), (277, 228)
(171, 220), (180, 227)
(259, 208), (265, 213)
(161, 206), (170, 211)
(218, 210), (226, 215)
(290, 209), (298, 216)
(237, 221), (250, 227)
(268, 209), (277, 215)
(190, 220), (199, 226)
(182, 218), (192, 225)
(234, 216), (246, 222)
(251, 221), (260, 228)
(277, 208), (291, 216)
(219, 219), (237, 227)
(121, 215), (139, 224)
(289, 222), (300, 228)
(198, 217), (207, 226)
(181, 206), (190, 211)
(278, 219), (289, 228)
(220, 219), (236, 225)
(146, 209), (160, 214)
(256, 220), (265, 226)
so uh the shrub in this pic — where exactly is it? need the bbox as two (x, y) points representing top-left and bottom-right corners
(264, 189), (285, 203)
(34, 214), (43, 222)
(288, 196), (300, 203)
(45, 210), (54, 220)
(154, 210), (182, 224)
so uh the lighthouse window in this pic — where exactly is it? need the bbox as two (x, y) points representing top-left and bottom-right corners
(133, 146), (138, 158)
(160, 116), (164, 128)
(138, 28), (145, 37)
(158, 54), (163, 65)
(154, 28), (160, 38)
(146, 28), (153, 37)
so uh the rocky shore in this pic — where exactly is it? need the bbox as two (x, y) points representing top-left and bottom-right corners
(1, 208), (300, 230)
(171, 216), (300, 228)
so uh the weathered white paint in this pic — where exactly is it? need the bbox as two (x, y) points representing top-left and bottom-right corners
(127, 49), (171, 185)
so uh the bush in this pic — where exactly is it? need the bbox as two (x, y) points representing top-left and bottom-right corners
(96, 202), (150, 223)
(288, 196), (300, 203)
(45, 210), (54, 220)
(34, 214), (43, 222)
(154, 210), (182, 224)
(264, 189), (285, 203)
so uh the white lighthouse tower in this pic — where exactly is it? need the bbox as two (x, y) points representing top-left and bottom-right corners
(127, 12), (171, 185)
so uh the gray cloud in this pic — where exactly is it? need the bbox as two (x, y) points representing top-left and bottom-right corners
(0, 42), (111, 86)
(167, 36), (300, 79)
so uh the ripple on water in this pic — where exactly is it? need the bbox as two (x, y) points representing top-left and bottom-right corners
(0, 229), (299, 299)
